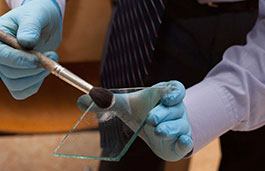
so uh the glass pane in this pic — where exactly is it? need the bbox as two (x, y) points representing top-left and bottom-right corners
(54, 87), (165, 161)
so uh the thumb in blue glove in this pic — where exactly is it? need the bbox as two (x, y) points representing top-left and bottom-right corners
(77, 81), (193, 161)
(145, 81), (193, 161)
(2, 0), (62, 51)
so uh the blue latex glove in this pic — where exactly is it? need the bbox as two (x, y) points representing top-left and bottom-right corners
(146, 81), (193, 161)
(77, 81), (193, 161)
(0, 0), (62, 99)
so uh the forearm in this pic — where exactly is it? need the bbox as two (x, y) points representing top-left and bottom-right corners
(5, 0), (66, 17)
(186, 0), (265, 155)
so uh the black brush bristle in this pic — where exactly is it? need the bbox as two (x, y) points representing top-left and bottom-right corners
(89, 87), (114, 109)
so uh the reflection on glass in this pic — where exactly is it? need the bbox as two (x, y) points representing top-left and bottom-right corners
(54, 87), (165, 161)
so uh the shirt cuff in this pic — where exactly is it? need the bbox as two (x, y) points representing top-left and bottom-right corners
(5, 0), (66, 18)
(5, 0), (23, 8)
(184, 79), (237, 155)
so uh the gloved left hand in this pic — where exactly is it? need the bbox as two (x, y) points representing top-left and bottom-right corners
(77, 81), (193, 161)
(0, 0), (62, 99)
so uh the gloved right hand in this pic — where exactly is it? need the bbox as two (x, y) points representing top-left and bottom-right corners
(0, 0), (62, 99)
(77, 81), (193, 161)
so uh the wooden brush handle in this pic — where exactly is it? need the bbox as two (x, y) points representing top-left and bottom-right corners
(0, 30), (114, 109)
(0, 29), (57, 72)
(0, 29), (94, 94)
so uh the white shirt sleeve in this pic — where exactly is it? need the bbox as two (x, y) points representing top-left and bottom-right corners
(5, 0), (24, 8)
(4, 0), (66, 18)
(185, 0), (265, 155)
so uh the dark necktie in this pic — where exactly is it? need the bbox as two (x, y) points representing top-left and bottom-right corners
(101, 0), (167, 88)
(99, 0), (167, 150)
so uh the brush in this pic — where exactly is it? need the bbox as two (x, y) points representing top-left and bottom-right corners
(0, 29), (115, 109)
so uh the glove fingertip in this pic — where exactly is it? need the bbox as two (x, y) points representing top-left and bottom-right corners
(77, 102), (88, 111)
(77, 94), (92, 111)
(9, 81), (43, 100)
(177, 135), (194, 153)
(10, 92), (29, 100)
(172, 135), (193, 159)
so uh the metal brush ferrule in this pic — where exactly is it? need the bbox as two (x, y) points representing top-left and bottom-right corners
(52, 64), (93, 94)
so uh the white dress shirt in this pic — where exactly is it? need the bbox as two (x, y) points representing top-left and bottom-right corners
(185, 0), (265, 155)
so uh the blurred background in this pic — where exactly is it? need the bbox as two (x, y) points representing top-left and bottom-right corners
(0, 0), (220, 170)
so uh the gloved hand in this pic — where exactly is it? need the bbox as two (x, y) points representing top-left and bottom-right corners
(77, 81), (193, 161)
(0, 0), (62, 99)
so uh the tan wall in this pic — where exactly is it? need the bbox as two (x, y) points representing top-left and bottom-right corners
(0, 0), (112, 62)
(0, 1), (8, 14)
(58, 0), (112, 62)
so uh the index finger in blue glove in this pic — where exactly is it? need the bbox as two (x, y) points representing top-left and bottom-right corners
(160, 81), (186, 107)
(147, 102), (185, 126)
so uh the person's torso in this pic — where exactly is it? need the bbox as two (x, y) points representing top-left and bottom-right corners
(102, 0), (258, 88)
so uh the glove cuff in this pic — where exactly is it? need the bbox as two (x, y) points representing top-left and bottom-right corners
(5, 0), (23, 8)
(5, 0), (66, 19)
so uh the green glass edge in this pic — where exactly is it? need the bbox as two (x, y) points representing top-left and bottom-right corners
(53, 87), (163, 161)
(53, 100), (148, 162)
(53, 105), (92, 156)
